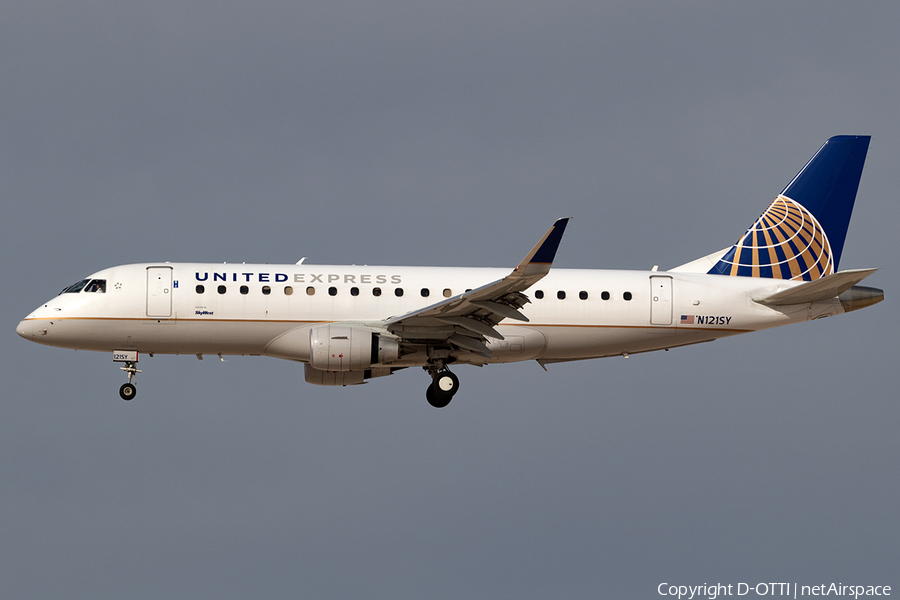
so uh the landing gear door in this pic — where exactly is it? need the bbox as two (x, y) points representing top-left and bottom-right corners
(650, 275), (673, 326)
(147, 266), (173, 318)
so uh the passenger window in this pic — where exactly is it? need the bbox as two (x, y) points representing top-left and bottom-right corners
(443, 288), (452, 298)
(306, 286), (315, 296)
(421, 288), (430, 297)
(284, 286), (294, 296)
(534, 290), (544, 299)
(557, 291), (566, 300)
(373, 287), (382, 297)
(623, 291), (632, 301)
(395, 288), (404, 297)
(217, 285), (226, 294)
(579, 291), (588, 300)
(601, 291), (610, 301)
(350, 287), (359, 296)
(85, 279), (106, 293)
(196, 285), (205, 294)
(262, 286), (271, 295)
(328, 287), (337, 296)
(240, 285), (249, 295)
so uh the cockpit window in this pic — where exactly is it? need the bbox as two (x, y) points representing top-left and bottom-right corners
(59, 278), (106, 294)
(60, 279), (90, 294)
(85, 279), (106, 293)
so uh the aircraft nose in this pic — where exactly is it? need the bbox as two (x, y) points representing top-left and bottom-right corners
(16, 319), (33, 339)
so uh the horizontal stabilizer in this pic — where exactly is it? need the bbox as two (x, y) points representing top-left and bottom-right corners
(752, 268), (877, 306)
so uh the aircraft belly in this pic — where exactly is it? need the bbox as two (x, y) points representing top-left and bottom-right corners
(22, 318), (296, 356)
(22, 319), (129, 351)
(137, 320), (296, 354)
(483, 326), (547, 363)
(535, 325), (735, 360)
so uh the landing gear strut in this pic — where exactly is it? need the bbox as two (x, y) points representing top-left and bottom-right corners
(118, 360), (141, 401)
(425, 364), (459, 408)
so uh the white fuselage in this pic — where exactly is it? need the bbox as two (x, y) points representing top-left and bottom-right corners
(18, 262), (841, 366)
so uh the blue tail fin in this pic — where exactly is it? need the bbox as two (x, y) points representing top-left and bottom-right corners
(708, 136), (870, 280)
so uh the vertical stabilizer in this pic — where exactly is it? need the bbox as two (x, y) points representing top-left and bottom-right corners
(708, 136), (870, 280)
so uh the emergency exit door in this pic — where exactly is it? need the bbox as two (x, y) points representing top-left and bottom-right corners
(650, 276), (672, 326)
(147, 266), (173, 318)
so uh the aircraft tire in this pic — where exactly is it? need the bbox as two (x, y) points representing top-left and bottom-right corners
(426, 383), (452, 409)
(435, 371), (459, 398)
(119, 383), (136, 401)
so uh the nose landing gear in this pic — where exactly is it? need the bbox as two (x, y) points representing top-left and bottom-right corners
(118, 362), (141, 400)
(119, 381), (137, 400)
(425, 364), (459, 408)
(113, 350), (141, 401)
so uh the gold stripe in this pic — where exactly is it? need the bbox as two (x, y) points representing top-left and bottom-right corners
(21, 316), (752, 333)
(23, 316), (329, 325)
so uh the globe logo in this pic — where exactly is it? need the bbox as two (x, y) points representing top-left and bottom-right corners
(710, 195), (833, 281)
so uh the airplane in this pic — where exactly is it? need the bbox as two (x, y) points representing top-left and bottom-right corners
(17, 135), (883, 408)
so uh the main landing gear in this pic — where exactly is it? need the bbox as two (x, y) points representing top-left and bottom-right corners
(425, 365), (459, 408)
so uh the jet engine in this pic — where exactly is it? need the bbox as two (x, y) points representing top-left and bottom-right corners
(304, 364), (393, 386)
(308, 324), (399, 371)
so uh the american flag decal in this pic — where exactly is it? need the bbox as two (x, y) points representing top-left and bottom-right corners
(681, 315), (694, 324)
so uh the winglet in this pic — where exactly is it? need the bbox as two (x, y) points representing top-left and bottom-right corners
(514, 218), (571, 277)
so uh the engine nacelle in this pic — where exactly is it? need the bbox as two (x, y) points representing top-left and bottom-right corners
(308, 325), (399, 371)
(304, 364), (393, 386)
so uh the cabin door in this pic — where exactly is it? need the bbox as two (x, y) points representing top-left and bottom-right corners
(650, 276), (672, 326)
(147, 266), (173, 318)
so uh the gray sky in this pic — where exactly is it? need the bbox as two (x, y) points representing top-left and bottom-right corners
(2, 2), (898, 598)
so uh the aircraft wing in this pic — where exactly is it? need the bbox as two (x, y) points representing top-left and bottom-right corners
(383, 218), (570, 357)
